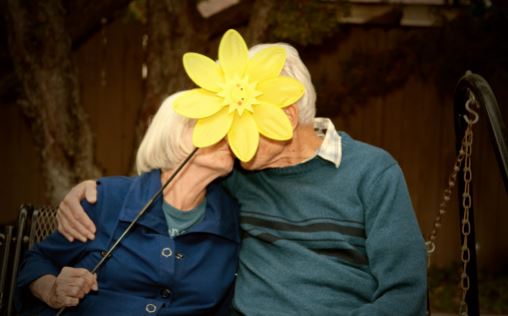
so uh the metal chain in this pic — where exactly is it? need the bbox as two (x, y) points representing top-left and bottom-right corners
(426, 93), (478, 316)
(459, 121), (474, 316)
(425, 125), (469, 262)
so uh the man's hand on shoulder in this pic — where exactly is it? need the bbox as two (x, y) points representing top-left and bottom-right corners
(57, 180), (97, 242)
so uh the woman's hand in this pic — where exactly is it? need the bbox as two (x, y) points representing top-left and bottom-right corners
(30, 267), (98, 309)
(57, 180), (97, 242)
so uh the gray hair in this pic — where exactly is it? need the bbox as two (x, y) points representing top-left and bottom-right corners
(249, 43), (316, 124)
(136, 92), (195, 174)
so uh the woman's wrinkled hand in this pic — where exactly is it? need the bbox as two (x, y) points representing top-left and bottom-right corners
(31, 267), (98, 309)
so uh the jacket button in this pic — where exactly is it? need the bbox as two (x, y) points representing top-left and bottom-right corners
(161, 288), (172, 298)
(161, 247), (172, 257)
(145, 303), (157, 313)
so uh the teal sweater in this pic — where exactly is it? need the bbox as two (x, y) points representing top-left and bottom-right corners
(225, 132), (427, 316)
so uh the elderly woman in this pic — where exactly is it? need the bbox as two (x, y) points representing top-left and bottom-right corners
(15, 93), (240, 315)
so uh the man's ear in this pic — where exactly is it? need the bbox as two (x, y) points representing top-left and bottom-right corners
(284, 105), (299, 130)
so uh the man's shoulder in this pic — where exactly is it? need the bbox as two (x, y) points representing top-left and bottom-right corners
(339, 131), (397, 168)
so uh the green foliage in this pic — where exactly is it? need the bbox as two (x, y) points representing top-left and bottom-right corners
(329, 3), (508, 114)
(269, 0), (350, 46)
(126, 0), (146, 23)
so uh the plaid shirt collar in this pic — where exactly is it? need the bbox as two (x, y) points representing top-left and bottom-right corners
(313, 117), (342, 168)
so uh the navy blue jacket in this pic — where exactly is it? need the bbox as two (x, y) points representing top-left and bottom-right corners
(16, 170), (240, 315)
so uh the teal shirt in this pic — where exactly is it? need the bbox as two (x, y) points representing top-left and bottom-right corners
(225, 132), (427, 316)
(162, 199), (206, 237)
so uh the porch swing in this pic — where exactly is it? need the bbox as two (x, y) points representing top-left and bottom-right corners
(425, 71), (508, 316)
(0, 72), (506, 316)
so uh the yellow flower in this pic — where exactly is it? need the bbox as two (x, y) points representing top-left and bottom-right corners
(173, 29), (304, 162)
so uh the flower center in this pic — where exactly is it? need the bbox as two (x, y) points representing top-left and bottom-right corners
(219, 77), (261, 116)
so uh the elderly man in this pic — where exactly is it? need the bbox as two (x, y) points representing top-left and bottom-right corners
(57, 35), (427, 315)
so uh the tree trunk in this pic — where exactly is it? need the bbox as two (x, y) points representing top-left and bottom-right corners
(131, 0), (207, 172)
(5, 0), (101, 205)
(245, 0), (275, 44)
(0, 0), (132, 104)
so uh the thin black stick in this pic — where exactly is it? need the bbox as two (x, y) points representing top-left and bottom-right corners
(56, 147), (199, 315)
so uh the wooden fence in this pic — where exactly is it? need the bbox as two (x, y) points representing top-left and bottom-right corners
(1, 19), (506, 270)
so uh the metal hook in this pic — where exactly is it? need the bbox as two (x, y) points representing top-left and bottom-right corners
(464, 91), (479, 125)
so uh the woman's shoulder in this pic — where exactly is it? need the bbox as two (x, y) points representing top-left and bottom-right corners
(207, 178), (235, 198)
(81, 172), (160, 237)
(205, 179), (241, 243)
(87, 174), (146, 219)
(97, 175), (136, 190)
(96, 172), (156, 198)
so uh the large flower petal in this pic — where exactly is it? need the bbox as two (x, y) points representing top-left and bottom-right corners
(257, 76), (305, 108)
(227, 112), (259, 162)
(246, 46), (286, 83)
(219, 29), (248, 80)
(251, 104), (293, 140)
(183, 53), (224, 92)
(193, 107), (233, 147)
(173, 89), (225, 119)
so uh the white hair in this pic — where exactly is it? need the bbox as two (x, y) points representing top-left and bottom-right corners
(249, 43), (316, 124)
(136, 92), (195, 174)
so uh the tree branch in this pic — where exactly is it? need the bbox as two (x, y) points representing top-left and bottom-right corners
(63, 0), (133, 48)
